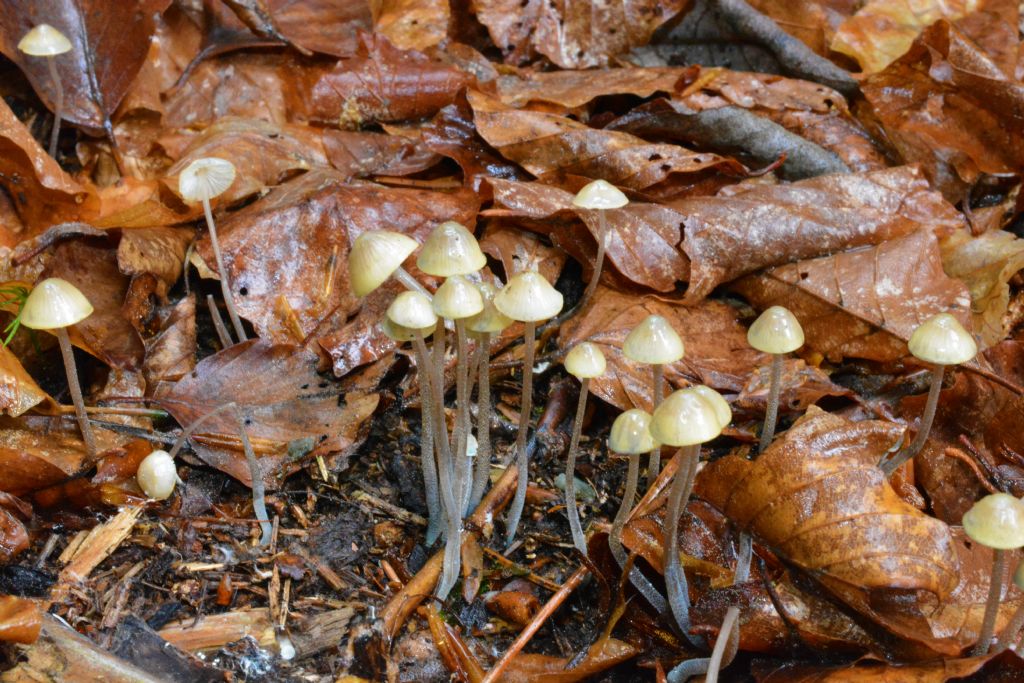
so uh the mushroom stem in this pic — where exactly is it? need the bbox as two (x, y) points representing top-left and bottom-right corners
(431, 318), (451, 461)
(880, 364), (945, 475)
(206, 294), (232, 348)
(454, 319), (471, 514)
(667, 657), (711, 683)
(45, 55), (62, 159)
(56, 327), (96, 458)
(665, 445), (702, 646)
(705, 606), (741, 683)
(647, 362), (664, 487)
(393, 266), (431, 298)
(564, 377), (590, 555)
(413, 333), (444, 546)
(235, 409), (272, 546)
(580, 212), (608, 309)
(201, 197), (247, 343)
(994, 601), (1024, 653)
(468, 333), (492, 510)
(504, 320), (536, 548)
(758, 353), (784, 455)
(974, 547), (1007, 656)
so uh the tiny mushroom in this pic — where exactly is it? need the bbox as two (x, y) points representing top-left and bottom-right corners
(136, 450), (179, 500)
(494, 270), (564, 547)
(881, 313), (977, 475)
(746, 306), (804, 454)
(962, 493), (1024, 656)
(562, 341), (606, 554)
(18, 24), (72, 158)
(348, 230), (426, 297)
(571, 179), (629, 307)
(21, 278), (96, 457)
(624, 314), (684, 485)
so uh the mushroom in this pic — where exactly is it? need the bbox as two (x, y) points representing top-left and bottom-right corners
(623, 314), (684, 486)
(17, 24), (72, 159)
(465, 282), (513, 511)
(136, 449), (179, 500)
(348, 230), (427, 297)
(178, 157), (247, 343)
(746, 306), (804, 455)
(607, 408), (668, 612)
(994, 559), (1024, 652)
(651, 386), (731, 647)
(562, 341), (606, 554)
(21, 277), (96, 457)
(880, 313), (977, 475)
(494, 270), (564, 547)
(962, 493), (1024, 655)
(571, 180), (628, 309)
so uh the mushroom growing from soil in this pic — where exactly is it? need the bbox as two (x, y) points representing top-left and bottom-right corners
(880, 313), (977, 475)
(623, 314), (684, 486)
(17, 24), (72, 159)
(21, 277), (96, 457)
(348, 230), (427, 297)
(562, 341), (606, 555)
(571, 179), (628, 309)
(746, 305), (803, 455)
(962, 493), (1024, 656)
(494, 270), (564, 547)
(178, 157), (246, 343)
(651, 387), (731, 648)
(136, 449), (179, 500)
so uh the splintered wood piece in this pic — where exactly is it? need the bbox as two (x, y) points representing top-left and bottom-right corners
(58, 506), (142, 585)
(159, 609), (275, 653)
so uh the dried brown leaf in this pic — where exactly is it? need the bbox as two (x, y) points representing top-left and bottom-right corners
(371, 0), (450, 51)
(117, 227), (192, 294)
(0, 595), (40, 644)
(0, 344), (54, 418)
(322, 130), (440, 179)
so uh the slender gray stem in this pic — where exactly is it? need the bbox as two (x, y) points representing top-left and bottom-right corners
(734, 532), (753, 584)
(206, 294), (232, 348)
(667, 657), (710, 683)
(454, 320), (471, 515)
(758, 353), (784, 455)
(414, 334), (443, 546)
(994, 600), (1024, 652)
(974, 548), (1007, 655)
(880, 365), (945, 475)
(610, 450), (668, 613)
(648, 363), (664, 487)
(705, 606), (740, 683)
(468, 334), (492, 510)
(202, 197), (246, 343)
(393, 266), (431, 297)
(565, 379), (590, 555)
(235, 409), (271, 546)
(505, 320), (535, 548)
(56, 327), (96, 458)
(46, 56), (62, 159)
(666, 446), (701, 643)
(580, 212), (608, 309)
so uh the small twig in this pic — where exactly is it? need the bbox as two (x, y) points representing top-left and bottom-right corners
(481, 547), (561, 592)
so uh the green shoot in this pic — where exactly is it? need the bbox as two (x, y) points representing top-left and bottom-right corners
(0, 285), (30, 347)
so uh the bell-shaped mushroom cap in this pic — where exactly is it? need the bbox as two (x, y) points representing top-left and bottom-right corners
(494, 271), (563, 322)
(572, 180), (628, 210)
(690, 385), (732, 429)
(387, 291), (437, 331)
(432, 275), (484, 320)
(137, 450), (177, 500)
(18, 24), (72, 56)
(380, 318), (433, 343)
(467, 282), (513, 334)
(178, 157), (236, 202)
(963, 493), (1024, 549)
(609, 409), (658, 454)
(748, 306), (804, 354)
(416, 221), (486, 277)
(348, 230), (419, 297)
(21, 278), (93, 330)
(623, 315), (684, 365)
(565, 342), (606, 379)
(908, 313), (977, 366)
(650, 387), (724, 447)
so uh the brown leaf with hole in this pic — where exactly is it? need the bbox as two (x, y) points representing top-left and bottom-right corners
(0, 595), (41, 644)
(679, 165), (964, 302)
(157, 339), (378, 488)
(695, 406), (958, 598)
(732, 230), (974, 363)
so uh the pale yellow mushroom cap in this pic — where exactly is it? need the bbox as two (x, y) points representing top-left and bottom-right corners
(690, 385), (732, 429)
(387, 291), (437, 330)
(962, 493), (1024, 550)
(18, 24), (72, 56)
(908, 313), (977, 366)
(609, 409), (658, 454)
(349, 230), (419, 297)
(380, 318), (432, 343)
(432, 275), (484, 320)
(136, 450), (177, 500)
(494, 271), (563, 322)
(21, 278), (93, 330)
(416, 221), (486, 277)
(747, 306), (804, 354)
(178, 157), (236, 202)
(467, 282), (513, 334)
(572, 179), (628, 210)
(650, 387), (724, 447)
(564, 342), (606, 379)
(623, 315), (684, 365)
